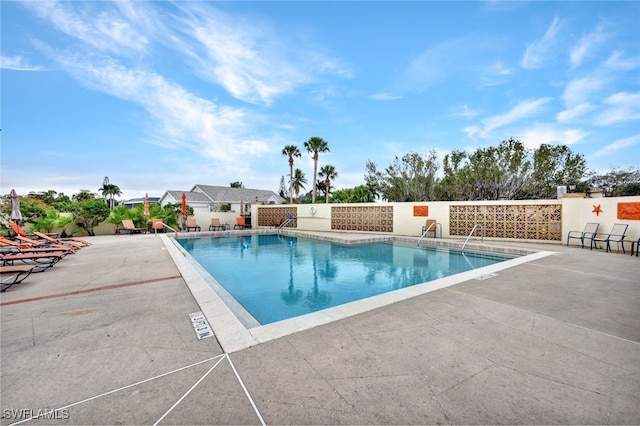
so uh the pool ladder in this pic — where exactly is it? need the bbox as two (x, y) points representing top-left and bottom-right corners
(417, 221), (438, 246)
(154, 223), (179, 238)
(461, 224), (483, 252)
(277, 217), (295, 233)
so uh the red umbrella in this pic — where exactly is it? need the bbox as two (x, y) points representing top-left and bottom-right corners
(143, 193), (150, 219)
(181, 193), (187, 216)
(239, 199), (244, 215)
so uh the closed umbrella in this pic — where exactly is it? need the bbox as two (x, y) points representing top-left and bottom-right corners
(143, 193), (150, 219)
(10, 189), (22, 224)
(181, 193), (187, 229)
(143, 193), (150, 231)
(240, 199), (244, 215)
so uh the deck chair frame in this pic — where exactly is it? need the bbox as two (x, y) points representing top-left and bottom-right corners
(1, 265), (36, 292)
(185, 218), (201, 232)
(591, 223), (629, 253)
(119, 219), (147, 235)
(566, 222), (599, 248)
(209, 218), (226, 231)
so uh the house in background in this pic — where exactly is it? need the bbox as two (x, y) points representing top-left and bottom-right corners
(158, 184), (284, 213)
(121, 196), (161, 208)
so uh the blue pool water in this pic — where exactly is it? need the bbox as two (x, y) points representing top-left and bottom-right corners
(177, 235), (514, 325)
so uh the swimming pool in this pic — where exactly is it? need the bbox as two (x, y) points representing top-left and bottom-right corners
(176, 234), (515, 325)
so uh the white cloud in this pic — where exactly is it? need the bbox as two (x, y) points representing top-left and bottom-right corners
(557, 103), (595, 123)
(521, 16), (562, 69)
(0, 55), (43, 71)
(172, 3), (349, 106)
(455, 104), (480, 119)
(370, 93), (403, 101)
(562, 76), (606, 106)
(569, 24), (607, 69)
(52, 52), (269, 165)
(404, 38), (467, 89)
(603, 51), (640, 71)
(594, 92), (640, 125)
(462, 125), (480, 139)
(592, 134), (640, 158)
(476, 60), (513, 87)
(480, 97), (552, 136)
(23, 0), (151, 54)
(519, 125), (588, 150)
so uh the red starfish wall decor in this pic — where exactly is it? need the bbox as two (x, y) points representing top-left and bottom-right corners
(592, 204), (603, 216)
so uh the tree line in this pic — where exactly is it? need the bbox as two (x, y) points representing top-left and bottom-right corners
(364, 138), (639, 201)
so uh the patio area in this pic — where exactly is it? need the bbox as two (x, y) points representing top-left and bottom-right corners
(1, 233), (639, 425)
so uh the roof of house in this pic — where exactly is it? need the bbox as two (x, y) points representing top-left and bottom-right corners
(159, 185), (284, 205)
(163, 190), (212, 204)
(192, 184), (284, 203)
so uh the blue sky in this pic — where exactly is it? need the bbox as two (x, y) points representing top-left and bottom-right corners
(2, 1), (639, 201)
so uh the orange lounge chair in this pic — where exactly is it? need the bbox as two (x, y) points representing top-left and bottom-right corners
(186, 218), (201, 232)
(1, 251), (66, 272)
(32, 231), (85, 250)
(9, 222), (30, 237)
(13, 235), (78, 253)
(1, 265), (36, 292)
(0, 237), (31, 249)
(152, 219), (165, 233)
(234, 217), (248, 229)
(33, 231), (90, 247)
(0, 239), (73, 257)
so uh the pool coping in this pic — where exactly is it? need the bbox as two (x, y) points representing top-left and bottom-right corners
(161, 232), (556, 353)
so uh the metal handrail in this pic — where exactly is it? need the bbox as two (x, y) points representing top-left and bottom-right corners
(154, 223), (179, 238)
(277, 217), (294, 233)
(461, 224), (483, 252)
(417, 222), (437, 246)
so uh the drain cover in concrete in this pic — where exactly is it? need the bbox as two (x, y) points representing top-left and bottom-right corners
(189, 311), (214, 340)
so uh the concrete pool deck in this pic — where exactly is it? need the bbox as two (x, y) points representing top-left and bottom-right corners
(1, 232), (639, 425)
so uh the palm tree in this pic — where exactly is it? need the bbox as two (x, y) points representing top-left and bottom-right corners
(99, 183), (122, 209)
(291, 168), (307, 202)
(303, 136), (330, 203)
(318, 165), (338, 203)
(282, 144), (302, 203)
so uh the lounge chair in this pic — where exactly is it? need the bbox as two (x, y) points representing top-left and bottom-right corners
(566, 222), (599, 248)
(9, 222), (37, 238)
(1, 265), (36, 292)
(591, 223), (629, 253)
(32, 231), (90, 247)
(120, 219), (147, 234)
(0, 241), (74, 257)
(186, 218), (201, 232)
(234, 217), (248, 229)
(421, 219), (438, 238)
(1, 251), (66, 272)
(13, 235), (78, 253)
(209, 218), (226, 231)
(152, 219), (165, 233)
(32, 231), (85, 250)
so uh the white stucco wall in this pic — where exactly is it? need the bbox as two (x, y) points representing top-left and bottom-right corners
(251, 196), (640, 247)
